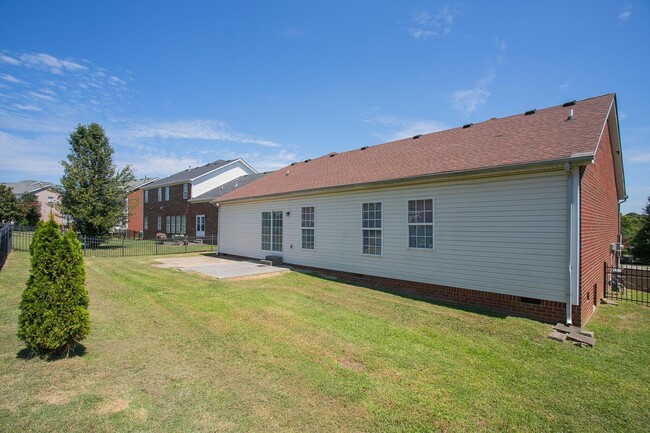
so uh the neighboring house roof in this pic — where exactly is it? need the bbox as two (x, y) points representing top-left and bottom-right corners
(191, 173), (270, 203)
(2, 180), (57, 195)
(127, 177), (159, 192)
(144, 159), (255, 189)
(217, 94), (621, 203)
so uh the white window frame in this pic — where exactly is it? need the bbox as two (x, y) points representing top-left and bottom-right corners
(301, 206), (315, 250)
(183, 183), (189, 199)
(144, 215), (148, 230)
(407, 198), (435, 250)
(361, 201), (383, 256)
(164, 186), (170, 201)
(157, 215), (161, 231)
(144, 189), (149, 204)
(196, 214), (205, 237)
(158, 188), (162, 202)
(165, 216), (170, 233)
(261, 210), (283, 252)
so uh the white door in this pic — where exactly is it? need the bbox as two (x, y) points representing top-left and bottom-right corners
(196, 214), (205, 238)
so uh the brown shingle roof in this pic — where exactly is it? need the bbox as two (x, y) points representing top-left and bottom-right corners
(218, 94), (616, 203)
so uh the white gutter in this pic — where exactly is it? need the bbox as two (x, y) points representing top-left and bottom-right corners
(565, 163), (581, 325)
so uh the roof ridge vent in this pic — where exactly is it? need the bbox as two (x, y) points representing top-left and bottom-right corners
(524, 109), (536, 116)
(304, 159), (312, 163)
(462, 123), (473, 129)
(290, 162), (297, 166)
(562, 100), (576, 107)
(360, 146), (369, 150)
(412, 134), (422, 139)
(329, 152), (337, 157)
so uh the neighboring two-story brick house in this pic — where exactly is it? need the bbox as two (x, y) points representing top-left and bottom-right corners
(142, 159), (257, 241)
(124, 177), (159, 234)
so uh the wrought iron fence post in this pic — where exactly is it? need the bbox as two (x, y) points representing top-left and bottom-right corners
(83, 235), (87, 257)
(122, 234), (125, 257)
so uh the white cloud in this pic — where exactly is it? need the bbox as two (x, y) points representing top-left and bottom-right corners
(0, 54), (20, 65)
(629, 153), (650, 163)
(618, 4), (631, 23)
(12, 103), (42, 112)
(451, 69), (496, 115)
(1, 74), (22, 84)
(282, 27), (304, 38)
(559, 80), (572, 92)
(124, 120), (281, 148)
(18, 52), (87, 74)
(0, 131), (66, 178)
(408, 5), (455, 40)
(364, 110), (447, 141)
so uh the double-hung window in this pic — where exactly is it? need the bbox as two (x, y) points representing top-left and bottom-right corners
(165, 216), (170, 233)
(301, 206), (315, 249)
(182, 183), (189, 199)
(144, 216), (148, 230)
(362, 202), (382, 255)
(157, 188), (162, 202)
(144, 190), (149, 203)
(157, 216), (161, 231)
(164, 186), (170, 201)
(261, 211), (283, 252)
(407, 199), (434, 249)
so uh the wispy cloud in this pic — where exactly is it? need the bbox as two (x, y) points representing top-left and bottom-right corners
(1, 74), (22, 84)
(15, 52), (87, 74)
(282, 27), (304, 38)
(12, 103), (41, 112)
(363, 110), (447, 141)
(618, 4), (632, 23)
(559, 79), (572, 92)
(408, 5), (455, 40)
(628, 153), (650, 163)
(123, 120), (281, 148)
(451, 69), (496, 116)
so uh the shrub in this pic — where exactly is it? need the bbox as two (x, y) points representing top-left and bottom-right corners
(17, 216), (90, 357)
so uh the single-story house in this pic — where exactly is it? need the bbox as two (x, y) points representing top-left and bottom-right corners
(215, 93), (625, 326)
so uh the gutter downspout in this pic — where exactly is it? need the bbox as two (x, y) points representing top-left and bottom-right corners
(617, 196), (628, 269)
(565, 164), (581, 325)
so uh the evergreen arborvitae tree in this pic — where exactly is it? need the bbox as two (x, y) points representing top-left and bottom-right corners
(18, 216), (90, 357)
(60, 123), (134, 237)
(633, 197), (650, 264)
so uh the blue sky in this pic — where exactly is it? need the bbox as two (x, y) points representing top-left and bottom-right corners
(0, 1), (648, 213)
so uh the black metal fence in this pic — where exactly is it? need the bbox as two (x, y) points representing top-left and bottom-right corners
(0, 224), (12, 271)
(604, 263), (650, 306)
(10, 225), (216, 258)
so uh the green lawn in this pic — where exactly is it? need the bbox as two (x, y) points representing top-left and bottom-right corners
(1, 251), (649, 432)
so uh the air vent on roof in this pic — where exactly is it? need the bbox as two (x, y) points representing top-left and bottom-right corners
(329, 152), (337, 157)
(563, 100), (576, 107)
(463, 123), (473, 129)
(524, 109), (536, 116)
(304, 159), (312, 163)
(360, 146), (369, 150)
(290, 162), (297, 166)
(412, 134), (422, 139)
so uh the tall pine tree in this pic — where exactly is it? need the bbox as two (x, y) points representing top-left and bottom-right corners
(60, 123), (134, 237)
(18, 216), (90, 357)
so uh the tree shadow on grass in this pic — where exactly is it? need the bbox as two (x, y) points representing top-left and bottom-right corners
(294, 269), (512, 321)
(16, 343), (87, 361)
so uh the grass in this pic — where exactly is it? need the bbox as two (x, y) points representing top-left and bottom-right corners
(1, 251), (649, 432)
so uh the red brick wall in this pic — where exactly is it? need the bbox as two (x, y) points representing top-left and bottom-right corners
(127, 190), (143, 233)
(142, 183), (219, 241)
(579, 122), (619, 325)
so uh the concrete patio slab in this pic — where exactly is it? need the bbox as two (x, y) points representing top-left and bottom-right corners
(153, 254), (290, 280)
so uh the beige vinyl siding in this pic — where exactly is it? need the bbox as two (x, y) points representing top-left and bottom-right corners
(219, 170), (568, 302)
